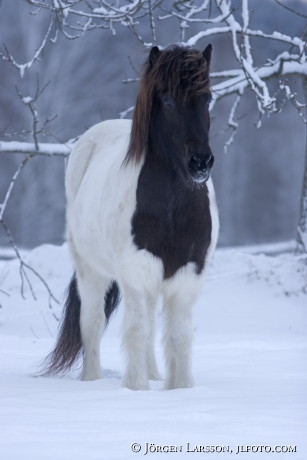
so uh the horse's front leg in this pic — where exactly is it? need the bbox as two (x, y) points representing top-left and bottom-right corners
(146, 293), (161, 381)
(163, 271), (203, 390)
(121, 286), (150, 390)
(163, 298), (194, 390)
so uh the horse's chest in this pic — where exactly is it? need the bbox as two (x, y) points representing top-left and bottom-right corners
(131, 172), (212, 279)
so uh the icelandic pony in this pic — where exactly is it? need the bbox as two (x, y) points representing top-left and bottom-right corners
(44, 44), (219, 390)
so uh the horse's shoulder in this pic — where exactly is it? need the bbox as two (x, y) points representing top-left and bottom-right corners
(76, 119), (132, 150)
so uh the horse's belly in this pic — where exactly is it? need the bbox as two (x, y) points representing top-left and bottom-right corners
(68, 209), (163, 293)
(69, 190), (130, 274)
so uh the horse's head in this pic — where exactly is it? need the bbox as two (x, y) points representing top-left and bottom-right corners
(126, 44), (214, 186)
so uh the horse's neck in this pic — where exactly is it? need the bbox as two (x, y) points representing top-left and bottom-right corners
(140, 150), (182, 201)
(136, 148), (205, 217)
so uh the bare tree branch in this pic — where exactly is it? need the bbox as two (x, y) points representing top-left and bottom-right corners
(1, 221), (60, 316)
(0, 152), (61, 313)
(274, 0), (307, 20)
(0, 14), (54, 77)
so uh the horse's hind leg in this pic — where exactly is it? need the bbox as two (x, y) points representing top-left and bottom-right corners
(76, 268), (109, 381)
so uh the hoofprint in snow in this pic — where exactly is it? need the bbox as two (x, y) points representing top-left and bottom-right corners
(0, 244), (306, 460)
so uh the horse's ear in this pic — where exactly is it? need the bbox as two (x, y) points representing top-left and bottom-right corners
(203, 44), (212, 67)
(149, 46), (160, 68)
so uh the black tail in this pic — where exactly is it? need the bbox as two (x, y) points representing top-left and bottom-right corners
(42, 274), (82, 375)
(42, 274), (121, 375)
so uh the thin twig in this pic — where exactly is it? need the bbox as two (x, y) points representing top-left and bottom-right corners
(1, 221), (60, 316)
(0, 154), (34, 221)
(274, 0), (307, 20)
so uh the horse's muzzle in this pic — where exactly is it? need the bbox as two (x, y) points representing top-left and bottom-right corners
(188, 153), (214, 184)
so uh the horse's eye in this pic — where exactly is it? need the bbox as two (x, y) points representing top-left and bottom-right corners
(161, 96), (175, 109)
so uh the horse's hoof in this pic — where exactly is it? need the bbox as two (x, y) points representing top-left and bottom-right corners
(164, 378), (194, 390)
(122, 377), (150, 391)
(81, 370), (102, 381)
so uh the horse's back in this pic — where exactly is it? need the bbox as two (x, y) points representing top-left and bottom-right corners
(66, 119), (132, 202)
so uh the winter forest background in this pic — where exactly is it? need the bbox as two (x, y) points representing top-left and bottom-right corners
(0, 0), (307, 250)
(1, 3), (306, 456)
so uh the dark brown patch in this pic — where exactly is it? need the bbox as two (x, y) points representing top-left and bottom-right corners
(132, 155), (212, 279)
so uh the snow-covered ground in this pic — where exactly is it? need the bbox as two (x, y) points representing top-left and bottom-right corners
(0, 244), (306, 460)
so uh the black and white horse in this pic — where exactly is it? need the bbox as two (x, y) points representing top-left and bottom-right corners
(44, 44), (219, 390)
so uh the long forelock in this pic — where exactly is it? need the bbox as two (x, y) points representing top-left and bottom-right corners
(149, 46), (210, 98)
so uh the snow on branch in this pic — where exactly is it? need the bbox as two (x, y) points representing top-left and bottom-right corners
(0, 15), (54, 78)
(211, 53), (307, 105)
(0, 141), (71, 157)
(215, 0), (305, 111)
(1, 0), (150, 76)
(24, 0), (150, 43)
(174, 0), (307, 125)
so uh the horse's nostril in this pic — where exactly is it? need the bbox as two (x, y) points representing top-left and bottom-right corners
(189, 155), (202, 170)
